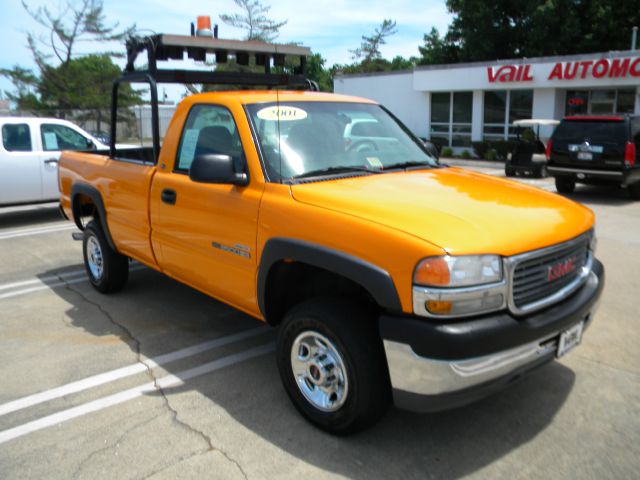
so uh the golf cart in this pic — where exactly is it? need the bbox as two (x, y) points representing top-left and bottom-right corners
(505, 119), (559, 178)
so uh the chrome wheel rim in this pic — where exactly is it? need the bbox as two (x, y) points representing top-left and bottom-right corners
(87, 235), (104, 280)
(290, 331), (349, 412)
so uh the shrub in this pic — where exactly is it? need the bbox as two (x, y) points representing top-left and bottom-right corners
(430, 138), (447, 154)
(461, 150), (472, 159)
(472, 141), (490, 159)
(485, 149), (497, 161)
(441, 147), (453, 157)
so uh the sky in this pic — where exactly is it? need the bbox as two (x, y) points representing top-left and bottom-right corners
(0, 0), (453, 102)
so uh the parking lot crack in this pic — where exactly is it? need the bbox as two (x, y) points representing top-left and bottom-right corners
(54, 275), (248, 479)
(72, 414), (159, 480)
(152, 384), (249, 480)
(55, 273), (143, 359)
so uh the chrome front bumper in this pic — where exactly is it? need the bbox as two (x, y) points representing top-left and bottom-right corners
(381, 267), (603, 413)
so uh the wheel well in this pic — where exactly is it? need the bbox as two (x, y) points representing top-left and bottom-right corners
(263, 261), (378, 326)
(72, 193), (99, 228)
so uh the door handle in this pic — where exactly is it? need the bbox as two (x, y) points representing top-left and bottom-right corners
(44, 158), (59, 164)
(161, 188), (177, 205)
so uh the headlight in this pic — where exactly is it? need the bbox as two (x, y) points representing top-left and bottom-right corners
(414, 255), (502, 287)
(413, 255), (506, 318)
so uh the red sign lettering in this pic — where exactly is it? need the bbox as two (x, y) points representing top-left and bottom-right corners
(548, 62), (563, 80)
(548, 57), (639, 80)
(487, 64), (533, 83)
(490, 57), (638, 82)
(609, 58), (630, 78)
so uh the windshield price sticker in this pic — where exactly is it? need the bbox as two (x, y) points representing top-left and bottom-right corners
(257, 106), (308, 121)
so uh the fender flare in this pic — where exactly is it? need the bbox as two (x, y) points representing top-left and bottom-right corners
(257, 238), (402, 318)
(70, 183), (117, 251)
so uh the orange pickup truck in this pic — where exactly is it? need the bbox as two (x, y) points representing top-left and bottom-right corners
(59, 34), (604, 434)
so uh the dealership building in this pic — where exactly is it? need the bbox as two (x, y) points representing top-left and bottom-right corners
(334, 50), (640, 151)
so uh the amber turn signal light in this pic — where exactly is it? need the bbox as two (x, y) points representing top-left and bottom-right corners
(414, 257), (450, 286)
(426, 301), (452, 314)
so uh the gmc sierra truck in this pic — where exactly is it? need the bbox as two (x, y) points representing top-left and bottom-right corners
(59, 33), (604, 434)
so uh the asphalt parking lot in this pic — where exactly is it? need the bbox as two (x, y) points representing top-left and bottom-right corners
(1, 164), (639, 479)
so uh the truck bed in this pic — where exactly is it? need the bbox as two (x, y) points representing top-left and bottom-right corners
(59, 149), (158, 267)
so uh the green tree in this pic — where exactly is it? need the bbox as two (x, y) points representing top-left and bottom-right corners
(219, 0), (287, 42)
(1, 0), (136, 119)
(41, 54), (141, 130)
(435, 0), (640, 63)
(350, 19), (398, 64)
(417, 27), (458, 65)
(306, 53), (333, 92)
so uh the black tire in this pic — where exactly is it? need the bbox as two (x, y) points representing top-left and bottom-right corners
(82, 220), (129, 293)
(276, 297), (391, 435)
(629, 183), (640, 200)
(555, 176), (576, 194)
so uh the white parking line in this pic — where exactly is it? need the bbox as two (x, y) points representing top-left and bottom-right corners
(0, 265), (146, 300)
(0, 224), (75, 240)
(0, 342), (275, 445)
(0, 327), (269, 417)
(0, 269), (87, 292)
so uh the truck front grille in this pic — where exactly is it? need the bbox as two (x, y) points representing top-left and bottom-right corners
(509, 235), (591, 313)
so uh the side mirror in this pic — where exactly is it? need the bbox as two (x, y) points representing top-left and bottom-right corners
(422, 140), (440, 161)
(189, 154), (248, 186)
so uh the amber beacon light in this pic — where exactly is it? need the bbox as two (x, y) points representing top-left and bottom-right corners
(196, 15), (213, 37)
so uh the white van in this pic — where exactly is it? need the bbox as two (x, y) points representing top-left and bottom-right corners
(0, 117), (111, 206)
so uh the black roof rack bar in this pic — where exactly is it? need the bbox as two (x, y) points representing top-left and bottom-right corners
(125, 34), (313, 82)
(112, 34), (316, 163)
(120, 69), (311, 87)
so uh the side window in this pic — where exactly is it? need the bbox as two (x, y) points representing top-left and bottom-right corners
(2, 124), (32, 152)
(41, 124), (93, 151)
(175, 104), (242, 172)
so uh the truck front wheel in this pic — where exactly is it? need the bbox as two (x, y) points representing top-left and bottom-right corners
(276, 297), (391, 435)
(82, 220), (129, 293)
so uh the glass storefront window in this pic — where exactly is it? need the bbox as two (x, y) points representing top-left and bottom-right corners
(565, 88), (637, 115)
(484, 91), (506, 124)
(430, 91), (472, 147)
(431, 93), (450, 123)
(509, 90), (533, 123)
(453, 92), (473, 123)
(618, 89), (636, 114)
(483, 90), (532, 141)
(566, 91), (589, 115)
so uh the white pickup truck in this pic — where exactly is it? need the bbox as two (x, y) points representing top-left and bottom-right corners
(0, 117), (112, 206)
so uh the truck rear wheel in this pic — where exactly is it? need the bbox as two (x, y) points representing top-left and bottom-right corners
(82, 220), (129, 293)
(555, 176), (576, 194)
(276, 297), (391, 435)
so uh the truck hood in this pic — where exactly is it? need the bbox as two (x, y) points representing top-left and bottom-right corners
(290, 168), (594, 256)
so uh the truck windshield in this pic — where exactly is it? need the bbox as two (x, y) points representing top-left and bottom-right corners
(245, 102), (437, 182)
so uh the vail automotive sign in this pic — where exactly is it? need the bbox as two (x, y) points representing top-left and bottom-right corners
(488, 57), (640, 83)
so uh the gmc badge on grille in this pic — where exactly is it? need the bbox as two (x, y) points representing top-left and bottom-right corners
(548, 256), (577, 281)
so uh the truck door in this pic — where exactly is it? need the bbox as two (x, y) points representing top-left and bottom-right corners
(0, 123), (42, 204)
(150, 103), (263, 317)
(38, 123), (97, 200)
